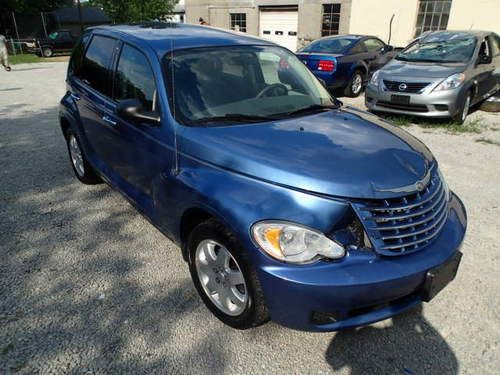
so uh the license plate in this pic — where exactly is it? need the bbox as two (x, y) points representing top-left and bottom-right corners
(421, 252), (462, 302)
(391, 94), (410, 105)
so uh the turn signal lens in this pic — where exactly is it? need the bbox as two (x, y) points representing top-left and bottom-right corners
(317, 60), (335, 72)
(252, 221), (346, 264)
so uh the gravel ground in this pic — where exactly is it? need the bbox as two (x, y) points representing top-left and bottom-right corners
(1, 62), (499, 374)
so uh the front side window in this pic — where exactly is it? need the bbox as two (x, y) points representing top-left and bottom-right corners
(397, 33), (476, 63)
(114, 44), (157, 112)
(230, 13), (246, 32)
(322, 4), (341, 37)
(415, 0), (452, 37)
(363, 38), (385, 52)
(165, 45), (337, 125)
(80, 35), (116, 96)
(299, 37), (355, 54)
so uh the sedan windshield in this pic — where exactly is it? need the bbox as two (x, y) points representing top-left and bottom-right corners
(396, 36), (476, 63)
(165, 45), (338, 125)
(299, 38), (356, 54)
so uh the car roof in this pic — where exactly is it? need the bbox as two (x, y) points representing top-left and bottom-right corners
(88, 22), (275, 57)
(316, 34), (379, 41)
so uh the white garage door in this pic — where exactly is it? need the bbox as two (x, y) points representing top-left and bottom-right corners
(259, 11), (298, 52)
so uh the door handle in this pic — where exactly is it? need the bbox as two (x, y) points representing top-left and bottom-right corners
(102, 115), (117, 126)
(70, 93), (80, 101)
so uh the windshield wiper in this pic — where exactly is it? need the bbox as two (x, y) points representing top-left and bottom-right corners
(279, 104), (339, 117)
(190, 113), (276, 125)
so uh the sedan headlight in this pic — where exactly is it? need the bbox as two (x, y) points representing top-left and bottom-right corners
(433, 73), (465, 92)
(251, 221), (345, 264)
(370, 70), (380, 86)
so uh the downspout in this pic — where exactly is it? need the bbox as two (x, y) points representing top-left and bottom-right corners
(387, 14), (395, 45)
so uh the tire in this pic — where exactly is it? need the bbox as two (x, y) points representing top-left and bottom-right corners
(452, 91), (472, 124)
(64, 129), (101, 184)
(187, 218), (269, 329)
(42, 47), (53, 58)
(344, 70), (364, 97)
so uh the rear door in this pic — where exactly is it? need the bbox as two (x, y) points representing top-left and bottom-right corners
(71, 34), (119, 174)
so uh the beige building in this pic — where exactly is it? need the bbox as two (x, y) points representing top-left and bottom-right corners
(185, 0), (500, 50)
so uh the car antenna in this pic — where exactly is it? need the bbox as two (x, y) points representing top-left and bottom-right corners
(171, 38), (180, 175)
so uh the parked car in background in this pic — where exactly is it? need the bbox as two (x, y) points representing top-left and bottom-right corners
(25, 30), (77, 57)
(60, 23), (467, 332)
(366, 30), (500, 123)
(296, 35), (397, 97)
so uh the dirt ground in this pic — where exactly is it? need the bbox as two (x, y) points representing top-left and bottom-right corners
(0, 62), (499, 374)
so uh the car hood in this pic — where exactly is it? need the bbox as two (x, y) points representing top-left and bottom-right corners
(179, 107), (434, 200)
(381, 59), (466, 79)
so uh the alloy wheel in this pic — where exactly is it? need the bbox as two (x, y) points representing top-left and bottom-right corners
(69, 135), (85, 177)
(195, 239), (248, 316)
(461, 95), (471, 123)
(352, 74), (363, 95)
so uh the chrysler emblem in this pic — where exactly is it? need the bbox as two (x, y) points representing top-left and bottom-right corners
(415, 181), (425, 192)
(398, 83), (407, 91)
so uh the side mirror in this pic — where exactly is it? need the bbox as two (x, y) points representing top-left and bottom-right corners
(384, 45), (394, 52)
(478, 54), (492, 64)
(116, 98), (160, 125)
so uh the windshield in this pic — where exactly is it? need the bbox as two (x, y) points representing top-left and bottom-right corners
(165, 45), (337, 125)
(299, 38), (356, 54)
(396, 36), (476, 63)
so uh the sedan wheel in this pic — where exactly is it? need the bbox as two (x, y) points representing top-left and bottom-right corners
(195, 239), (248, 316)
(461, 95), (471, 123)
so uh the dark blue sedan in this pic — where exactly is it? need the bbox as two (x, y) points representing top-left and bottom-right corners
(59, 23), (466, 332)
(297, 35), (395, 97)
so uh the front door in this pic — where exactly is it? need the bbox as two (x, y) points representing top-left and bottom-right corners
(475, 37), (496, 99)
(107, 43), (175, 211)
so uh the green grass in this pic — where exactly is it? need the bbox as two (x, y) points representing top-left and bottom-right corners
(381, 114), (485, 134)
(475, 137), (500, 146)
(8, 54), (45, 64)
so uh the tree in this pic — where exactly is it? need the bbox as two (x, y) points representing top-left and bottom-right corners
(0, 0), (74, 15)
(89, 0), (178, 23)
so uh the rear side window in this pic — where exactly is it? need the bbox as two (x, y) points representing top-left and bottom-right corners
(80, 35), (116, 97)
(363, 38), (385, 52)
(349, 42), (365, 54)
(114, 44), (157, 111)
(68, 34), (89, 77)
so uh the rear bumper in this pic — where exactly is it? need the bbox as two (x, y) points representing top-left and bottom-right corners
(365, 82), (462, 118)
(255, 193), (466, 331)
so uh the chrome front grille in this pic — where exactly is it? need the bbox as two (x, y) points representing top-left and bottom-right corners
(353, 171), (449, 256)
(383, 80), (430, 94)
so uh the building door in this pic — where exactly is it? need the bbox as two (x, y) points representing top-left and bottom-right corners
(259, 9), (298, 52)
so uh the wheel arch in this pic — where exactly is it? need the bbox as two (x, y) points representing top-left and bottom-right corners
(179, 206), (214, 261)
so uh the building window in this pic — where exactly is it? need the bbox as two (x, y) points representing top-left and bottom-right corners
(230, 13), (246, 32)
(415, 0), (452, 37)
(322, 4), (341, 36)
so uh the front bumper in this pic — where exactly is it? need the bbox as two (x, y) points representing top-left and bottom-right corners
(255, 193), (466, 331)
(365, 82), (463, 118)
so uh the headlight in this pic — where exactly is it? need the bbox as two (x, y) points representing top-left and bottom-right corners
(437, 168), (450, 201)
(433, 73), (465, 92)
(251, 221), (346, 264)
(370, 70), (380, 86)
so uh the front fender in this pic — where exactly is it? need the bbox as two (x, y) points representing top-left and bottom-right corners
(155, 154), (351, 264)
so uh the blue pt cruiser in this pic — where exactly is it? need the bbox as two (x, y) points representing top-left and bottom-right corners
(59, 23), (467, 332)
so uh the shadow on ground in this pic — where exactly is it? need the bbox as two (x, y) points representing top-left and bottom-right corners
(325, 304), (458, 374)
